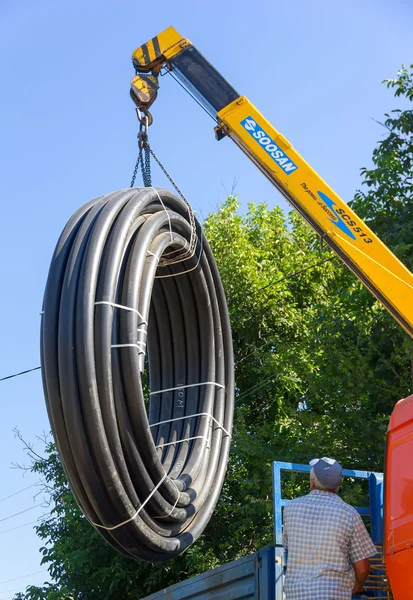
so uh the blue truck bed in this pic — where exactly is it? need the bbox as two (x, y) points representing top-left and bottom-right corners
(141, 547), (276, 600)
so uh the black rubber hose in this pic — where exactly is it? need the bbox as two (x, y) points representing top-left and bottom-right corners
(41, 188), (234, 562)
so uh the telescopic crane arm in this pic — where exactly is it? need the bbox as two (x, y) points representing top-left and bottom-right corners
(131, 26), (413, 338)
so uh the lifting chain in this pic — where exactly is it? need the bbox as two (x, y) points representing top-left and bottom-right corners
(130, 108), (198, 263)
(130, 108), (152, 188)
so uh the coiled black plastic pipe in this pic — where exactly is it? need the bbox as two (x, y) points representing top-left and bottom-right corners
(41, 188), (234, 562)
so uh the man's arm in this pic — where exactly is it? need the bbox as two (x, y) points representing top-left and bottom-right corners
(349, 512), (377, 595)
(282, 503), (289, 548)
(352, 558), (370, 594)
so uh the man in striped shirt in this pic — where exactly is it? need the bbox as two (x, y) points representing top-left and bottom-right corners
(283, 457), (377, 599)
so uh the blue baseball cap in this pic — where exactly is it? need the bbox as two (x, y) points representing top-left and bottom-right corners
(310, 457), (342, 489)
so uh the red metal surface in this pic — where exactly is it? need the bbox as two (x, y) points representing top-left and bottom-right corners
(385, 394), (413, 599)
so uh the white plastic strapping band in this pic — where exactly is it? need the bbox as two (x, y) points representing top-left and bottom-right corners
(148, 187), (173, 243)
(162, 241), (189, 257)
(91, 472), (167, 531)
(95, 300), (147, 324)
(155, 435), (210, 449)
(149, 412), (231, 438)
(150, 382), (224, 396)
(154, 231), (204, 278)
(111, 343), (145, 356)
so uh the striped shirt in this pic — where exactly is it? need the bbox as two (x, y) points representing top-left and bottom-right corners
(283, 490), (377, 600)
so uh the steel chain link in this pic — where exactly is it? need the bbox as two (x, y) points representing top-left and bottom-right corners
(130, 150), (141, 188)
(147, 145), (197, 263)
(130, 114), (198, 265)
(141, 140), (152, 187)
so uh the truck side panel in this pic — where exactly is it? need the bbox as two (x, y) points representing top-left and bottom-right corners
(385, 394), (413, 599)
(141, 547), (275, 600)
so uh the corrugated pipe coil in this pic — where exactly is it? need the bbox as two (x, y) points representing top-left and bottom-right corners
(41, 188), (234, 561)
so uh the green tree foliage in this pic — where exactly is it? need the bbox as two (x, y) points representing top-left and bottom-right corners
(15, 66), (413, 599)
(352, 64), (413, 270)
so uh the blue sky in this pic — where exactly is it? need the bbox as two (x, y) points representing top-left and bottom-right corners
(0, 0), (412, 595)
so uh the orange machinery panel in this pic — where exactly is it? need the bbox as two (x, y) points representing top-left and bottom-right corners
(385, 393), (413, 599)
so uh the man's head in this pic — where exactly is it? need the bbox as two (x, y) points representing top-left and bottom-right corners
(309, 457), (342, 493)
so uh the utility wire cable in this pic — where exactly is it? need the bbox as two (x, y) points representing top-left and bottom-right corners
(0, 586), (34, 596)
(0, 505), (44, 524)
(236, 374), (276, 401)
(0, 366), (40, 382)
(0, 512), (51, 536)
(0, 570), (47, 586)
(256, 256), (336, 293)
(0, 483), (39, 504)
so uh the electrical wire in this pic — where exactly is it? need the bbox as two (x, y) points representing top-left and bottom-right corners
(0, 366), (40, 382)
(236, 374), (276, 402)
(41, 188), (234, 562)
(0, 570), (47, 586)
(0, 513), (50, 535)
(0, 483), (39, 503)
(0, 590), (31, 598)
(388, 219), (413, 233)
(0, 505), (44, 524)
(256, 257), (336, 293)
(0, 586), (32, 596)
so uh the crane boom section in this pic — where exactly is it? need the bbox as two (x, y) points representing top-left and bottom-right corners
(132, 27), (413, 338)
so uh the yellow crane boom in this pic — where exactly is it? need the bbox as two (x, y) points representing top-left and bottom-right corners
(131, 26), (413, 337)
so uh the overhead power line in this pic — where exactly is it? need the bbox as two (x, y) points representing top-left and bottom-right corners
(0, 569), (47, 586)
(0, 504), (44, 524)
(0, 585), (32, 596)
(237, 374), (276, 401)
(0, 483), (39, 504)
(0, 366), (40, 382)
(0, 512), (50, 536)
(257, 256), (335, 293)
(383, 218), (413, 236)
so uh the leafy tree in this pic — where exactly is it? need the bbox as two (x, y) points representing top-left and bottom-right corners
(352, 64), (413, 271)
(15, 65), (413, 599)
